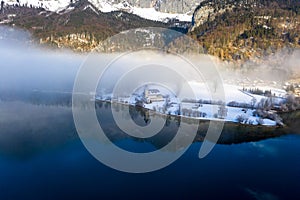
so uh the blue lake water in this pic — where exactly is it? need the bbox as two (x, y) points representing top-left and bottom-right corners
(0, 100), (299, 200)
(1, 28), (299, 199)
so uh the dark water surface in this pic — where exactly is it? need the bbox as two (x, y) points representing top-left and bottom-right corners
(0, 99), (299, 200)
(1, 27), (299, 199)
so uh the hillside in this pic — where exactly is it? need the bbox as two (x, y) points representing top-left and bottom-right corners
(189, 0), (300, 63)
(0, 0), (174, 51)
(1, 0), (300, 64)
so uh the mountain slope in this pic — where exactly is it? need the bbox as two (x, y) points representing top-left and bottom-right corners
(1, 0), (299, 65)
(189, 0), (300, 63)
(1, 0), (172, 51)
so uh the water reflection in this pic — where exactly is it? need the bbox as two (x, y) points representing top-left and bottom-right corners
(0, 93), (298, 160)
(0, 95), (299, 199)
(0, 100), (75, 159)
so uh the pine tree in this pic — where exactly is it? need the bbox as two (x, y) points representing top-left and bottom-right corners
(0, 0), (4, 11)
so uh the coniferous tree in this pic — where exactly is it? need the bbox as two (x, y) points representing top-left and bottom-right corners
(1, 0), (4, 11)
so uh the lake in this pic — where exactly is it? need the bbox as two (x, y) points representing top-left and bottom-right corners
(0, 97), (299, 200)
(0, 28), (299, 199)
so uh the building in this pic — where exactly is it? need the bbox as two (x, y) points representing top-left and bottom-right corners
(144, 89), (164, 104)
(295, 88), (300, 97)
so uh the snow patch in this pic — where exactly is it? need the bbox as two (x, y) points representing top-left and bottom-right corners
(83, 4), (99, 15)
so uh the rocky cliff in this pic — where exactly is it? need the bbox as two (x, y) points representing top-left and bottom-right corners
(101, 0), (201, 14)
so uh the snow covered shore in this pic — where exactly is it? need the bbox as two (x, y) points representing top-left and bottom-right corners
(96, 83), (289, 127)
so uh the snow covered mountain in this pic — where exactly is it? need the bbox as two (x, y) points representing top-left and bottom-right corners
(5, 0), (201, 22)
(1, 0), (176, 51)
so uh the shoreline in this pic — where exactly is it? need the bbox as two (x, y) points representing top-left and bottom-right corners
(96, 100), (300, 145)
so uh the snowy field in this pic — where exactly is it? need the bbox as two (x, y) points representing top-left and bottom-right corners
(96, 83), (287, 126)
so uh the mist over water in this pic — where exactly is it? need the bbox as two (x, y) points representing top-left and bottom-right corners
(1, 26), (299, 99)
(0, 26), (81, 159)
(0, 26), (299, 200)
(0, 27), (84, 94)
(219, 48), (300, 85)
